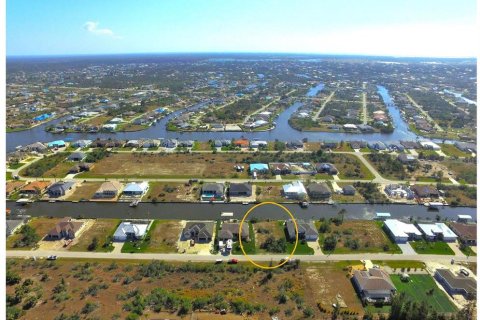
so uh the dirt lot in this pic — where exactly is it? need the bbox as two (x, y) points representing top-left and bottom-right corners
(6, 258), (327, 319)
(318, 220), (400, 254)
(66, 182), (103, 201)
(78, 153), (250, 179)
(145, 182), (200, 202)
(254, 183), (286, 203)
(42, 162), (73, 179)
(304, 263), (364, 316)
(144, 220), (183, 253)
(6, 217), (62, 249)
(69, 219), (120, 252)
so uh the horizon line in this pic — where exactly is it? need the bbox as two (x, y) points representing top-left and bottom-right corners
(6, 51), (477, 60)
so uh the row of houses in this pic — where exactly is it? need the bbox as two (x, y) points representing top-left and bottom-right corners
(250, 162), (338, 176)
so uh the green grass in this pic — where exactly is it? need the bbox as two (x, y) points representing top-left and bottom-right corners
(288, 241), (314, 255)
(441, 144), (471, 158)
(8, 162), (25, 169)
(410, 240), (455, 255)
(233, 222), (256, 254)
(416, 177), (450, 183)
(6, 172), (13, 180)
(391, 274), (457, 313)
(371, 260), (426, 270)
(121, 220), (158, 253)
(459, 245), (477, 257)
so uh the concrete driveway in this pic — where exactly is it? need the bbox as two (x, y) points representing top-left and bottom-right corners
(398, 242), (416, 255)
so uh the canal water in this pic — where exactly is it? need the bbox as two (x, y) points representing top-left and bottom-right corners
(6, 84), (425, 152)
(7, 201), (476, 222)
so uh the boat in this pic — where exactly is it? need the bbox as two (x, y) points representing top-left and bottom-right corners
(242, 201), (249, 205)
(129, 200), (139, 207)
(300, 201), (309, 208)
(16, 198), (33, 205)
(328, 199), (336, 205)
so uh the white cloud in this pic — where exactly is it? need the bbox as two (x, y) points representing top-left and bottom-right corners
(83, 21), (121, 39)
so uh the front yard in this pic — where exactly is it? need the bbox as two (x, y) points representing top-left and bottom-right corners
(409, 240), (455, 255)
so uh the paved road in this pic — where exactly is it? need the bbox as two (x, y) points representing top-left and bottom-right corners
(7, 249), (471, 264)
(313, 90), (336, 121)
(405, 94), (444, 132)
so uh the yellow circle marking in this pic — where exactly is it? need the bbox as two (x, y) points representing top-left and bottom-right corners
(238, 201), (298, 269)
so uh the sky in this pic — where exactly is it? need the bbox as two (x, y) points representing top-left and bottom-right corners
(6, 0), (478, 57)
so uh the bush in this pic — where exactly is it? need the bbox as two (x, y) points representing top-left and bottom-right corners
(323, 235), (337, 251)
(6, 270), (21, 286)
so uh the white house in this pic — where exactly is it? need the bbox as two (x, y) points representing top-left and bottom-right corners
(282, 181), (307, 199)
(416, 223), (458, 242)
(122, 182), (149, 196)
(419, 141), (441, 150)
(250, 140), (268, 148)
(384, 219), (422, 243)
(113, 221), (150, 241)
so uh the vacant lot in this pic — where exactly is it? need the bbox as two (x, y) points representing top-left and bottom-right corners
(6, 258), (319, 319)
(69, 219), (120, 252)
(441, 144), (471, 158)
(410, 240), (455, 255)
(77, 153), (249, 179)
(7, 217), (61, 249)
(145, 182), (199, 202)
(66, 182), (103, 201)
(19, 152), (71, 178)
(444, 159), (476, 184)
(144, 220), (182, 253)
(391, 274), (457, 313)
(318, 220), (401, 254)
(304, 263), (364, 316)
(254, 183), (286, 203)
(84, 115), (113, 126)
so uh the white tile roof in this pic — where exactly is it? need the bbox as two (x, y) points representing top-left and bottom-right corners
(384, 219), (422, 238)
(417, 223), (458, 239)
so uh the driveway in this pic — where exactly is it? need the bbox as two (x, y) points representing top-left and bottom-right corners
(398, 242), (416, 255)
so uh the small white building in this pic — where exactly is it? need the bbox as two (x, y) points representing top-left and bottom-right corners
(113, 221), (150, 241)
(122, 182), (149, 196)
(384, 219), (422, 243)
(250, 140), (268, 148)
(419, 141), (441, 150)
(416, 223), (458, 242)
(282, 181), (307, 199)
(343, 124), (358, 130)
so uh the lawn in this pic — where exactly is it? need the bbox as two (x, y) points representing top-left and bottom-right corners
(317, 220), (402, 254)
(69, 219), (121, 252)
(232, 222), (256, 254)
(8, 162), (25, 169)
(121, 220), (182, 253)
(19, 152), (71, 178)
(77, 152), (249, 179)
(391, 274), (457, 313)
(410, 240), (455, 255)
(66, 182), (103, 201)
(441, 144), (471, 158)
(371, 260), (426, 270)
(459, 245), (477, 257)
(6, 171), (12, 180)
(7, 217), (61, 249)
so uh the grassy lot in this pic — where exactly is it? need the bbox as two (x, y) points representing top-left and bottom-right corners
(332, 182), (366, 203)
(391, 274), (457, 313)
(253, 221), (286, 254)
(191, 141), (213, 151)
(410, 240), (455, 255)
(442, 185), (476, 207)
(441, 144), (471, 158)
(19, 152), (71, 178)
(84, 115), (113, 126)
(317, 220), (402, 254)
(70, 219), (120, 252)
(8, 162), (25, 169)
(415, 176), (450, 183)
(371, 260), (426, 270)
(7, 217), (61, 249)
(77, 152), (250, 179)
(145, 182), (199, 202)
(336, 154), (375, 180)
(66, 182), (103, 201)
(6, 171), (13, 180)
(254, 183), (287, 203)
(459, 245), (477, 257)
(444, 159), (476, 184)
(121, 220), (182, 253)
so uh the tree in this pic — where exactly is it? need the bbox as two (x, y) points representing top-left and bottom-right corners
(323, 235), (337, 252)
(87, 237), (99, 251)
(6, 270), (21, 286)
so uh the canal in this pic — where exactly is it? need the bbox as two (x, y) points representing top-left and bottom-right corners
(6, 84), (424, 152)
(7, 201), (476, 222)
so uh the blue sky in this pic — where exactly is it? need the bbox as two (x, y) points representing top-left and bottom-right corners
(6, 0), (477, 57)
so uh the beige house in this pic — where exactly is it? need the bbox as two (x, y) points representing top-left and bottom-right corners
(93, 181), (123, 198)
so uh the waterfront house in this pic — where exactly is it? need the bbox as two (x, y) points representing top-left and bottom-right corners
(233, 138), (249, 148)
(269, 163), (292, 175)
(449, 222), (477, 245)
(384, 219), (422, 243)
(410, 185), (439, 199)
(416, 223), (458, 242)
(397, 154), (417, 164)
(218, 222), (250, 242)
(47, 140), (66, 148)
(286, 219), (318, 241)
(23, 142), (47, 153)
(19, 181), (51, 197)
(94, 181), (123, 198)
(286, 140), (304, 149)
(384, 184), (414, 199)
(201, 183), (225, 201)
(122, 182), (149, 197)
(47, 181), (75, 198)
(435, 269), (476, 299)
(282, 181), (307, 199)
(47, 217), (84, 240)
(182, 221), (214, 243)
(113, 221), (150, 241)
(68, 152), (87, 162)
(249, 163), (269, 174)
(71, 140), (92, 148)
(229, 183), (252, 197)
(307, 182), (332, 201)
(342, 185), (356, 196)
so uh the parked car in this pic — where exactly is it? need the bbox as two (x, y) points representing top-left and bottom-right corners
(228, 259), (238, 264)
(47, 255), (57, 260)
(215, 259), (223, 264)
(460, 268), (470, 276)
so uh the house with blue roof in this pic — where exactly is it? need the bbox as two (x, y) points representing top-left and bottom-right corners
(249, 163), (269, 174)
(122, 182), (149, 196)
(47, 140), (66, 148)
